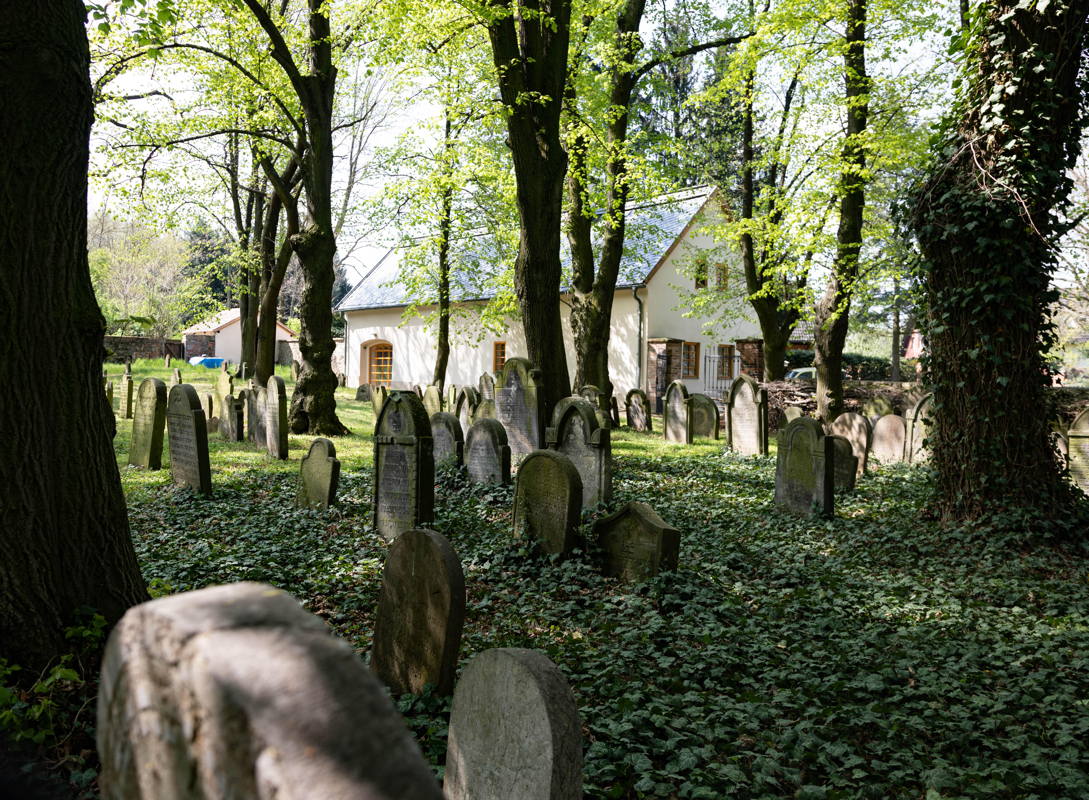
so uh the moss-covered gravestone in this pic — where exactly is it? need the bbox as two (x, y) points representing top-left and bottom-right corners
(827, 435), (857, 492)
(827, 411), (871, 478)
(431, 411), (464, 467)
(512, 450), (582, 555)
(249, 386), (267, 445)
(371, 385), (388, 419)
(444, 648), (582, 800)
(593, 501), (679, 583)
(870, 414), (906, 464)
(296, 438), (340, 510)
(783, 406), (803, 424)
(688, 393), (721, 440)
(663, 380), (691, 444)
(455, 386), (481, 434)
(119, 371), (134, 419)
(219, 396), (244, 442)
(166, 384), (211, 496)
(356, 383), (371, 402)
(727, 375), (768, 455)
(422, 384), (444, 416)
(1068, 407), (1089, 494)
(546, 397), (611, 508)
(264, 377), (288, 459)
(465, 419), (511, 485)
(496, 358), (546, 461)
(371, 529), (465, 697)
(373, 391), (434, 542)
(478, 371), (495, 401)
(625, 388), (652, 432)
(128, 378), (167, 470)
(862, 396), (895, 419)
(213, 365), (233, 422)
(774, 417), (833, 518)
(472, 398), (496, 424)
(906, 393), (934, 464)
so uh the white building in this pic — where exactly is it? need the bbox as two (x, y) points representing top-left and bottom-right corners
(338, 187), (773, 410)
(182, 308), (297, 364)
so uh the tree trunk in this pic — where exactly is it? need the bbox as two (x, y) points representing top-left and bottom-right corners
(432, 176), (453, 391)
(0, 0), (148, 671)
(890, 278), (901, 382)
(910, 0), (1089, 524)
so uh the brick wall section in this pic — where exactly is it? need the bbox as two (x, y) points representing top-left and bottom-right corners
(646, 338), (683, 412)
(184, 334), (215, 358)
(104, 336), (184, 363)
(736, 339), (764, 381)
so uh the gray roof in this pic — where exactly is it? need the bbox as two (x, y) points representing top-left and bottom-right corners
(337, 186), (718, 312)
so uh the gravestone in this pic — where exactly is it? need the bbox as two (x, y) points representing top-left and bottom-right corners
(1068, 407), (1089, 494)
(290, 360), (301, 381)
(356, 384), (372, 402)
(413, 385), (424, 398)
(578, 385), (611, 429)
(496, 358), (545, 461)
(236, 388), (252, 439)
(862, 396), (895, 419)
(240, 362), (252, 381)
(166, 384), (211, 496)
(663, 380), (691, 444)
(444, 648), (582, 800)
(336, 371), (346, 387)
(119, 372), (134, 419)
(472, 398), (496, 424)
(827, 435), (857, 492)
(296, 437), (340, 510)
(546, 397), (611, 508)
(164, 354), (171, 368)
(105, 380), (114, 412)
(422, 384), (444, 416)
(625, 388), (652, 432)
(128, 378), (167, 470)
(774, 417), (833, 518)
(200, 392), (215, 429)
(97, 583), (442, 800)
(610, 396), (620, 428)
(219, 396), (244, 442)
(455, 386), (481, 433)
(373, 391), (434, 542)
(870, 414), (906, 464)
(264, 376), (289, 459)
(593, 501), (679, 583)
(906, 393), (934, 464)
(250, 387), (268, 445)
(446, 384), (458, 411)
(512, 450), (581, 555)
(371, 529), (465, 697)
(827, 411), (871, 478)
(431, 411), (464, 467)
(465, 419), (511, 485)
(372, 385), (388, 419)
(783, 406), (803, 424)
(688, 393), (721, 440)
(213, 365), (233, 422)
(1057, 431), (1070, 473)
(479, 371), (496, 401)
(727, 375), (769, 455)
(170, 368), (182, 386)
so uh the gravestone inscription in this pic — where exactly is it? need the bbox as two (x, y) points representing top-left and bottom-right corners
(1068, 407), (1089, 494)
(512, 450), (581, 555)
(774, 417), (833, 518)
(373, 392), (434, 541)
(727, 375), (768, 455)
(166, 384), (211, 496)
(496, 358), (545, 461)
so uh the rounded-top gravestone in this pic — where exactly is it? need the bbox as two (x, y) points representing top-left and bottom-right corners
(129, 377), (167, 470)
(870, 414), (906, 464)
(774, 417), (833, 518)
(546, 397), (611, 508)
(166, 384), (211, 496)
(512, 450), (582, 555)
(496, 357), (545, 461)
(906, 393), (934, 464)
(373, 391), (434, 542)
(625, 388), (652, 432)
(826, 411), (871, 478)
(688, 393), (720, 440)
(727, 374), (768, 455)
(295, 438), (340, 509)
(422, 384), (444, 417)
(663, 380), (691, 444)
(431, 411), (464, 467)
(465, 418), (511, 485)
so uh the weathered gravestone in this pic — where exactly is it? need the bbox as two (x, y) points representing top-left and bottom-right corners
(413, 385), (424, 398)
(444, 648), (582, 800)
(546, 397), (611, 508)
(625, 388), (652, 432)
(296, 437), (340, 509)
(827, 411), (871, 478)
(1057, 431), (1070, 472)
(170, 368), (182, 386)
(431, 411), (464, 467)
(166, 384), (212, 496)
(663, 380), (691, 444)
(239, 362), (251, 381)
(264, 376), (289, 459)
(249, 386), (267, 445)
(465, 419), (511, 485)
(97, 582), (442, 800)
(827, 435), (858, 492)
(456, 386), (481, 433)
(213, 365), (233, 422)
(774, 417), (833, 518)
(164, 354), (171, 368)
(336, 371), (346, 387)
(422, 384), (444, 416)
(372, 385), (389, 419)
(689, 393), (721, 440)
(371, 529), (465, 696)
(373, 391), (434, 541)
(577, 385), (611, 429)
(201, 392), (215, 428)
(446, 384), (458, 411)
(870, 414), (907, 464)
(128, 378), (167, 470)
(479, 371), (496, 401)
(119, 371), (134, 419)
(906, 393), (934, 464)
(1068, 407), (1089, 494)
(219, 396), (244, 442)
(356, 383), (372, 402)
(290, 359), (301, 381)
(593, 501), (679, 583)
(512, 450), (582, 555)
(472, 398), (496, 424)
(783, 406), (803, 424)
(496, 358), (546, 461)
(236, 388), (252, 438)
(727, 375), (769, 455)
(862, 396), (895, 419)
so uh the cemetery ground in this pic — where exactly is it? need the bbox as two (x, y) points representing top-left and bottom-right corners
(8, 361), (1089, 799)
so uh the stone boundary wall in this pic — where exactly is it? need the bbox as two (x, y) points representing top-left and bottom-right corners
(183, 334), (215, 358)
(277, 338), (344, 373)
(104, 336), (184, 363)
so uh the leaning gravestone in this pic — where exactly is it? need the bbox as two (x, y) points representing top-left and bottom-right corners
(455, 386), (481, 433)
(264, 376), (289, 459)
(166, 384), (211, 496)
(827, 411), (871, 478)
(827, 434), (857, 492)
(372, 385), (388, 419)
(1068, 407), (1089, 494)
(296, 437), (340, 509)
(593, 501), (679, 583)
(546, 397), (611, 508)
(371, 529), (465, 697)
(774, 417), (833, 518)
(119, 371), (134, 419)
(422, 384), (444, 416)
(97, 582), (442, 800)
(496, 358), (546, 461)
(219, 396), (244, 442)
(430, 411), (464, 467)
(465, 419), (512, 485)
(663, 380), (691, 444)
(512, 450), (582, 555)
(356, 384), (372, 402)
(128, 378), (167, 470)
(625, 388), (652, 432)
(906, 393), (934, 464)
(170, 368), (182, 387)
(373, 391), (434, 542)
(213, 365), (233, 422)
(688, 393), (721, 440)
(727, 375), (769, 455)
(870, 414), (907, 464)
(444, 648), (582, 800)
(479, 371), (496, 401)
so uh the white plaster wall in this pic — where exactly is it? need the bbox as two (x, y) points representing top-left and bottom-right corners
(215, 321), (243, 363)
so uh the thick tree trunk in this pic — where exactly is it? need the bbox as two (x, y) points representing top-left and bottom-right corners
(432, 178), (453, 391)
(0, 0), (148, 671)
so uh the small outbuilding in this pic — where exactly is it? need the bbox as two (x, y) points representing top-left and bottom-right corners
(182, 308), (296, 364)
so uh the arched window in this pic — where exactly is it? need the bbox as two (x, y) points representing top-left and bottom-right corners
(369, 343), (393, 386)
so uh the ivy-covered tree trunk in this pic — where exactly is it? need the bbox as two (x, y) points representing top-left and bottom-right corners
(910, 0), (1089, 523)
(0, 0), (148, 671)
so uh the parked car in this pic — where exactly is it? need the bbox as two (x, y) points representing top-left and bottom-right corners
(785, 367), (816, 380)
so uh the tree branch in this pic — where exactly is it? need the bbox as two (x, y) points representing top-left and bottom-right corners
(634, 33), (752, 81)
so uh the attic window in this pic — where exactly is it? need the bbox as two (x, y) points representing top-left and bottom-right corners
(693, 254), (709, 290)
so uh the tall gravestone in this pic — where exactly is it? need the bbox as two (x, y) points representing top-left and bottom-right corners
(727, 375), (769, 455)
(546, 397), (611, 508)
(431, 411), (465, 467)
(296, 438), (340, 509)
(97, 583), (442, 800)
(496, 358), (545, 461)
(170, 368), (182, 386)
(625, 388), (652, 432)
(663, 380), (691, 444)
(371, 529), (465, 696)
(593, 501), (679, 583)
(1068, 407), (1089, 494)
(373, 391), (434, 542)
(688, 393), (721, 440)
(465, 418), (511, 485)
(213, 365), (233, 422)
(128, 378), (167, 470)
(249, 386), (267, 445)
(906, 393), (934, 464)
(166, 384), (212, 496)
(446, 384), (458, 411)
(472, 398), (496, 424)
(219, 396), (244, 442)
(444, 648), (582, 800)
(422, 384), (444, 416)
(774, 417), (833, 518)
(513, 450), (582, 555)
(455, 386), (481, 434)
(827, 411), (871, 478)
(870, 414), (907, 464)
(119, 371), (134, 420)
(479, 371), (496, 401)
(264, 376), (289, 459)
(372, 385), (388, 419)
(827, 435), (857, 492)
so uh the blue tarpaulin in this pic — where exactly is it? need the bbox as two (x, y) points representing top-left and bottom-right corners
(188, 357), (227, 368)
